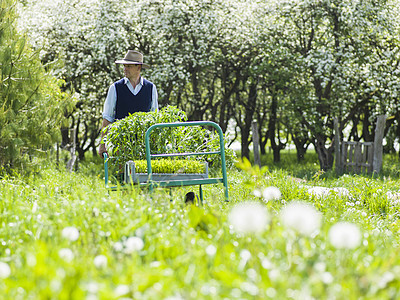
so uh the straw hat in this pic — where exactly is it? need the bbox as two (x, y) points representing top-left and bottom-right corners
(115, 50), (149, 69)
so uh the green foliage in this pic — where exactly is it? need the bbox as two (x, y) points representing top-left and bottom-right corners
(105, 106), (236, 170)
(0, 0), (73, 171)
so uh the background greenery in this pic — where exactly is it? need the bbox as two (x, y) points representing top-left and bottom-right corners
(10, 0), (400, 171)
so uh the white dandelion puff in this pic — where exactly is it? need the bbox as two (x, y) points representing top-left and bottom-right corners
(262, 186), (282, 202)
(321, 272), (334, 284)
(228, 202), (270, 234)
(280, 201), (322, 236)
(205, 245), (217, 257)
(331, 187), (350, 197)
(239, 249), (252, 270)
(61, 226), (79, 242)
(307, 186), (331, 198)
(240, 249), (251, 261)
(378, 272), (395, 289)
(328, 222), (361, 249)
(94, 255), (107, 269)
(124, 236), (144, 253)
(253, 189), (262, 198)
(0, 262), (11, 279)
(58, 248), (74, 262)
(113, 242), (123, 252)
(114, 284), (130, 297)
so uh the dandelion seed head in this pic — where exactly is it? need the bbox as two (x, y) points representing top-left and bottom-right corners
(124, 236), (144, 253)
(307, 186), (331, 198)
(328, 222), (361, 249)
(228, 202), (270, 234)
(378, 271), (395, 288)
(61, 226), (79, 242)
(280, 201), (322, 236)
(0, 262), (11, 279)
(332, 187), (350, 197)
(321, 272), (334, 284)
(93, 255), (108, 269)
(58, 248), (74, 262)
(113, 241), (123, 252)
(262, 186), (281, 202)
(114, 284), (130, 297)
(253, 189), (262, 198)
(85, 281), (99, 294)
(240, 249), (251, 261)
(205, 245), (217, 256)
(261, 258), (272, 269)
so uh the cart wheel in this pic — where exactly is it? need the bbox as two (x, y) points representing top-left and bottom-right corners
(185, 192), (196, 205)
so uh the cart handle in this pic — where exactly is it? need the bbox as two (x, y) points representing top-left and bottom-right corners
(144, 121), (229, 201)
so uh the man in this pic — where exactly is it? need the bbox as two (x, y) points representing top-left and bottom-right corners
(98, 50), (158, 157)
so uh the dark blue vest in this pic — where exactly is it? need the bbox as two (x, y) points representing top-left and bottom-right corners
(114, 78), (153, 120)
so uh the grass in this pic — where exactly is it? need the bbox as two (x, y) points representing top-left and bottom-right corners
(1, 152), (400, 299)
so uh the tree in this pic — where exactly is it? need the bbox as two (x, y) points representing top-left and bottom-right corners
(18, 0), (134, 160)
(0, 0), (72, 171)
(275, 0), (400, 170)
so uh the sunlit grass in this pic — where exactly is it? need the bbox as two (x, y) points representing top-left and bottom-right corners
(1, 154), (400, 299)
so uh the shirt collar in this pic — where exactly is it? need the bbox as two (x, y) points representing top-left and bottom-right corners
(123, 77), (143, 86)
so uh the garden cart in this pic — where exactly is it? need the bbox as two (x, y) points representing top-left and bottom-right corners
(103, 121), (229, 202)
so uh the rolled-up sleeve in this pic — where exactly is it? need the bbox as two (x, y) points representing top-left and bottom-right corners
(151, 84), (159, 111)
(102, 84), (116, 122)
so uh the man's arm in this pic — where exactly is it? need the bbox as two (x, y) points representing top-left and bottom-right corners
(99, 83), (116, 157)
(151, 84), (159, 111)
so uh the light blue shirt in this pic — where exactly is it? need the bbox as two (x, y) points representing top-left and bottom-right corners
(102, 77), (158, 123)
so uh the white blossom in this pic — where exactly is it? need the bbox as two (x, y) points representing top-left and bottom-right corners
(228, 202), (270, 234)
(0, 262), (11, 279)
(280, 201), (322, 236)
(61, 226), (79, 242)
(328, 222), (361, 249)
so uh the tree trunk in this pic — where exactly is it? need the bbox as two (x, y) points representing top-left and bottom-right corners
(268, 94), (284, 163)
(292, 136), (308, 161)
(314, 135), (334, 171)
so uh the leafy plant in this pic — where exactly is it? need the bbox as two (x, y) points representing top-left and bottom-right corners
(105, 106), (236, 170)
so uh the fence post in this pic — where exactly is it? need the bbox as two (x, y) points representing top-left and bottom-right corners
(66, 128), (77, 172)
(252, 121), (261, 168)
(373, 115), (386, 174)
(334, 118), (342, 174)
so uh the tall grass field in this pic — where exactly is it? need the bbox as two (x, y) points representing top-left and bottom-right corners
(1, 152), (400, 299)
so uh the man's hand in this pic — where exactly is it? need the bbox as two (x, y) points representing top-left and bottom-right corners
(98, 143), (107, 158)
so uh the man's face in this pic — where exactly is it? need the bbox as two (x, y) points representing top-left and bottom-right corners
(123, 64), (141, 78)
